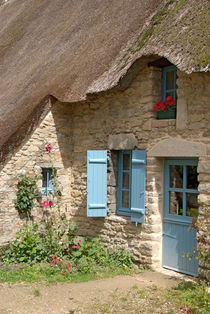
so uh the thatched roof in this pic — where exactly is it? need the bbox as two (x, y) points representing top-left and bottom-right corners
(0, 0), (209, 163)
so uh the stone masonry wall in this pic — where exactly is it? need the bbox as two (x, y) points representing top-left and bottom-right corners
(0, 65), (209, 276)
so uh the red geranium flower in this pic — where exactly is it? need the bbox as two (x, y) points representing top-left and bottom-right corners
(153, 104), (159, 111)
(46, 143), (52, 153)
(160, 103), (166, 111)
(43, 200), (49, 207)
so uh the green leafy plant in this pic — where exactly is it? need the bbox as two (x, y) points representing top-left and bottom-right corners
(3, 224), (45, 264)
(15, 176), (38, 215)
(70, 238), (108, 273)
(40, 217), (78, 258)
(108, 247), (133, 269)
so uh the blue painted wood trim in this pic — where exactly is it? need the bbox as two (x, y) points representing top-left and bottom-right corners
(130, 150), (146, 224)
(87, 150), (108, 217)
(161, 65), (177, 102)
(164, 158), (199, 220)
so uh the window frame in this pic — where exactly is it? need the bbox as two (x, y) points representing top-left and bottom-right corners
(164, 158), (199, 224)
(118, 150), (132, 217)
(162, 65), (177, 103)
(42, 168), (53, 196)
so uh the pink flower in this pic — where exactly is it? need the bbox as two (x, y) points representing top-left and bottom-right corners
(76, 245), (80, 249)
(66, 264), (70, 270)
(52, 256), (55, 259)
(56, 258), (59, 262)
(72, 245), (76, 248)
(78, 239), (82, 243)
(46, 143), (53, 153)
(16, 222), (20, 226)
(43, 201), (49, 207)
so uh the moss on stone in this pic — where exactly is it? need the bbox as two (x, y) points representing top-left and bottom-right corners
(138, 0), (209, 70)
(197, 55), (210, 68)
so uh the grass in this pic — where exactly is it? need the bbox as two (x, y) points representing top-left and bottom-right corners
(163, 281), (210, 313)
(0, 263), (137, 284)
(33, 288), (41, 297)
(85, 281), (209, 314)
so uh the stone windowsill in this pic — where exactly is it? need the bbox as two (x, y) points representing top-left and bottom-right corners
(152, 119), (176, 128)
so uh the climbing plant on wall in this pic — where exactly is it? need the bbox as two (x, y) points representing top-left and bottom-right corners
(15, 176), (39, 215)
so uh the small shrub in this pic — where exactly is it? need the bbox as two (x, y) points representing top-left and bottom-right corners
(70, 238), (108, 273)
(108, 247), (133, 269)
(3, 224), (45, 264)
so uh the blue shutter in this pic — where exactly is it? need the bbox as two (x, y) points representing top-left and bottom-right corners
(131, 150), (146, 224)
(87, 150), (108, 217)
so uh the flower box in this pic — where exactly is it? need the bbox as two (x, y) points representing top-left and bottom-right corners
(153, 96), (176, 120)
(157, 108), (176, 120)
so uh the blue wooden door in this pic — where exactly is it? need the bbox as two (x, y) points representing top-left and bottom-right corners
(163, 158), (199, 276)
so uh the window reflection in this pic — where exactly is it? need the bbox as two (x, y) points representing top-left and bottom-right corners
(187, 166), (198, 189)
(166, 71), (175, 90)
(122, 172), (129, 189)
(123, 154), (130, 170)
(122, 191), (129, 208)
(170, 165), (183, 188)
(169, 191), (183, 215)
(186, 193), (198, 217)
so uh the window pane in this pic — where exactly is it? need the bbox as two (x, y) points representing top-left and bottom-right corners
(166, 70), (175, 90)
(123, 154), (130, 170)
(42, 170), (47, 187)
(170, 165), (183, 188)
(122, 172), (129, 189)
(186, 193), (198, 217)
(187, 166), (198, 189)
(166, 91), (175, 100)
(122, 191), (129, 208)
(169, 191), (183, 215)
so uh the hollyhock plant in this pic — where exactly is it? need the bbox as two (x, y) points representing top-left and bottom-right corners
(153, 96), (175, 112)
(46, 143), (53, 153)
(43, 200), (49, 207)
(49, 200), (53, 207)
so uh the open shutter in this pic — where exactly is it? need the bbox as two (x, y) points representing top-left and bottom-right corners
(87, 150), (108, 217)
(131, 150), (146, 224)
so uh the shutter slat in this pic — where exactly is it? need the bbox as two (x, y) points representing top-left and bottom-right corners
(87, 150), (108, 217)
(131, 150), (146, 224)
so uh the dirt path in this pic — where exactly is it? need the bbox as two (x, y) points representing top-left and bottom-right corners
(0, 271), (190, 314)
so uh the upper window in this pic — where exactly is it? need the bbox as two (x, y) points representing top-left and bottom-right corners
(42, 168), (53, 195)
(162, 65), (177, 103)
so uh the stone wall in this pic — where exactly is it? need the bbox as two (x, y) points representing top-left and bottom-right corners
(0, 65), (209, 277)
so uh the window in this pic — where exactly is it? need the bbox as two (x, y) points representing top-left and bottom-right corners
(42, 168), (53, 195)
(162, 65), (177, 103)
(118, 151), (131, 216)
(164, 159), (199, 220)
(86, 150), (146, 224)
